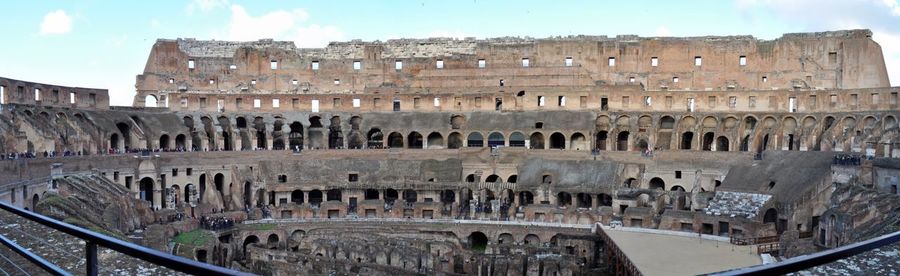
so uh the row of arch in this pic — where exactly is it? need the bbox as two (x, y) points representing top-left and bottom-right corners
(19, 107), (895, 154)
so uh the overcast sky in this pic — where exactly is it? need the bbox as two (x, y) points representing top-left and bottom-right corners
(1, 0), (899, 106)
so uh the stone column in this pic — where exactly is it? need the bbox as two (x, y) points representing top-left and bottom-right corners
(266, 123), (275, 150)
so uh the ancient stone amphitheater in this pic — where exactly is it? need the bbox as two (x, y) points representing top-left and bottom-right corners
(0, 29), (898, 275)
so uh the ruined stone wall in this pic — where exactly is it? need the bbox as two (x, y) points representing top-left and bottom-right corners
(0, 77), (109, 109)
(134, 29), (891, 108)
(2, 102), (896, 158)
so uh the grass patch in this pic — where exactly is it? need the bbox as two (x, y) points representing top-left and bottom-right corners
(173, 229), (215, 247)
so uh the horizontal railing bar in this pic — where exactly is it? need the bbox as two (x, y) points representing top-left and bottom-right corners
(0, 200), (251, 276)
(0, 234), (70, 276)
(711, 230), (900, 275)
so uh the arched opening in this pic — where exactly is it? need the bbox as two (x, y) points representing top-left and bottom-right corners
(184, 184), (194, 204)
(498, 233), (514, 244)
(242, 236), (259, 257)
(576, 193), (592, 208)
(267, 234), (279, 249)
(637, 138), (649, 152)
(556, 192), (572, 206)
(116, 123), (132, 150)
(716, 136), (729, 151)
(507, 175), (518, 183)
(157, 134), (170, 150)
(364, 189), (379, 200)
(213, 173), (224, 194)
(530, 132), (545, 149)
(196, 250), (207, 263)
(367, 128), (383, 149)
(407, 132), (423, 149)
(387, 132), (403, 148)
(518, 191), (534, 206)
(570, 132), (588, 150)
(32, 194), (39, 211)
(291, 190), (304, 204)
(469, 232), (488, 252)
(508, 132), (526, 147)
(485, 175), (500, 183)
(524, 234), (540, 245)
(482, 189), (496, 208)
(328, 117), (343, 149)
(447, 132), (463, 149)
(441, 190), (456, 203)
(288, 121), (303, 151)
(649, 177), (665, 190)
(702, 132), (715, 151)
(221, 131), (234, 151)
(175, 134), (186, 150)
(596, 131), (608, 150)
(144, 95), (158, 107)
(243, 182), (252, 207)
(139, 177), (154, 207)
(426, 132), (444, 149)
(384, 189), (398, 203)
(308, 190), (324, 205)
(598, 194), (612, 206)
(670, 186), (685, 192)
(616, 131), (629, 151)
(623, 178), (636, 188)
(465, 174), (476, 183)
(326, 189), (342, 201)
(198, 116), (219, 150)
(763, 208), (783, 234)
(403, 189), (417, 203)
(467, 132), (484, 147)
(110, 133), (120, 150)
(681, 132), (694, 150)
(290, 230), (306, 249)
(487, 132), (505, 147)
(549, 132), (566, 149)
(253, 117), (266, 150)
(763, 208), (777, 223)
(199, 174), (207, 204)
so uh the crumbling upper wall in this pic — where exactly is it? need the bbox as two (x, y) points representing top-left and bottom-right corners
(135, 29), (891, 107)
(0, 77), (109, 109)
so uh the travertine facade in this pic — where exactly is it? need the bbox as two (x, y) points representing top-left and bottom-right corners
(0, 29), (897, 275)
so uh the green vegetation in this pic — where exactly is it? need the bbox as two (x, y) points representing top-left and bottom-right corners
(173, 229), (215, 247)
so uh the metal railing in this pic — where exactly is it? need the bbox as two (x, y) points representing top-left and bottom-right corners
(712, 230), (900, 275)
(730, 235), (779, 245)
(0, 200), (250, 276)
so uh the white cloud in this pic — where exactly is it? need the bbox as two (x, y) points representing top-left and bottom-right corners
(734, 0), (900, 86)
(150, 19), (162, 29)
(655, 26), (672, 36)
(291, 25), (344, 48)
(186, 0), (229, 15)
(39, 10), (72, 35)
(105, 34), (128, 48)
(224, 5), (343, 48)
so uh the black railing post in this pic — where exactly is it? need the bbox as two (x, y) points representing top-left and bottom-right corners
(85, 241), (98, 276)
